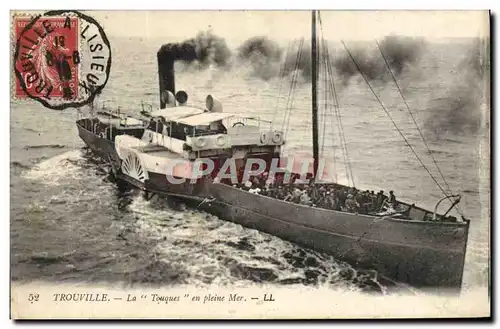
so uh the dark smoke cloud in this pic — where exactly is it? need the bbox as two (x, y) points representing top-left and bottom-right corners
(423, 37), (490, 137)
(236, 37), (314, 81)
(169, 33), (425, 86)
(378, 35), (425, 75)
(333, 35), (426, 85)
(237, 36), (283, 80)
(333, 48), (382, 84)
(236, 37), (313, 81)
(234, 35), (425, 83)
(178, 30), (232, 69)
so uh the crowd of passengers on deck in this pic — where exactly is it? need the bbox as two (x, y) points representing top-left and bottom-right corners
(218, 172), (405, 216)
(217, 172), (460, 222)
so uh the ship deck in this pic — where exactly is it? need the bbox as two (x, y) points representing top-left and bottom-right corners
(132, 144), (184, 159)
(96, 116), (144, 128)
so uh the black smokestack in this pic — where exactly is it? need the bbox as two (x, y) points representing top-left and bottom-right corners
(157, 43), (197, 109)
(157, 31), (231, 109)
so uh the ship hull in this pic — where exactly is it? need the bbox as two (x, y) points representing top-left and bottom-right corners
(142, 171), (469, 291)
(195, 184), (469, 290)
(77, 119), (116, 155)
(75, 121), (470, 291)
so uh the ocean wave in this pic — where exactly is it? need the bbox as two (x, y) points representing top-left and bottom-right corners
(11, 161), (31, 170)
(126, 194), (386, 294)
(23, 144), (66, 150)
(21, 150), (86, 185)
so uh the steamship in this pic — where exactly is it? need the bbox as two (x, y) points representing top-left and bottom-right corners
(76, 11), (470, 291)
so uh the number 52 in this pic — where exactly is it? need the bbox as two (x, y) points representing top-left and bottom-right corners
(28, 293), (39, 302)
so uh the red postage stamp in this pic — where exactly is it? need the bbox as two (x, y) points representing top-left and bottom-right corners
(13, 10), (111, 110)
(14, 16), (79, 100)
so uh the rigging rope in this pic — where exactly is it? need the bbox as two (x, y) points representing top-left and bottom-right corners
(323, 44), (350, 184)
(323, 42), (355, 186)
(282, 39), (304, 148)
(271, 41), (294, 130)
(318, 13), (355, 186)
(320, 38), (328, 156)
(321, 52), (339, 183)
(375, 41), (464, 217)
(280, 40), (302, 131)
(341, 41), (451, 201)
(327, 54), (355, 187)
(315, 29), (339, 182)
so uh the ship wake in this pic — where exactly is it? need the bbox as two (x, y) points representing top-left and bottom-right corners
(127, 194), (389, 293)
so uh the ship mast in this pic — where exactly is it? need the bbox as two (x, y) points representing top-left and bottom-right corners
(311, 10), (319, 179)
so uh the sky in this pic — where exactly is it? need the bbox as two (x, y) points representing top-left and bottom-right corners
(85, 10), (489, 43)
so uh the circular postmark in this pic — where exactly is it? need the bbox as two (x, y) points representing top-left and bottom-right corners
(13, 10), (112, 110)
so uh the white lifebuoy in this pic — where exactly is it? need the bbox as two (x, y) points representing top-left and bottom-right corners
(260, 132), (269, 144)
(195, 137), (207, 148)
(272, 132), (282, 144)
(216, 135), (227, 146)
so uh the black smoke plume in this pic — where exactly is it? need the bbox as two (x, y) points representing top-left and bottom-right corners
(333, 35), (426, 85)
(333, 48), (381, 84)
(423, 37), (490, 137)
(378, 35), (425, 75)
(237, 38), (313, 81)
(236, 37), (314, 81)
(237, 36), (283, 80)
(235, 35), (425, 83)
(177, 30), (232, 69)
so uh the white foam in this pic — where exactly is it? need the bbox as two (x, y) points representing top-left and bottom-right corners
(126, 193), (362, 290)
(22, 150), (84, 185)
